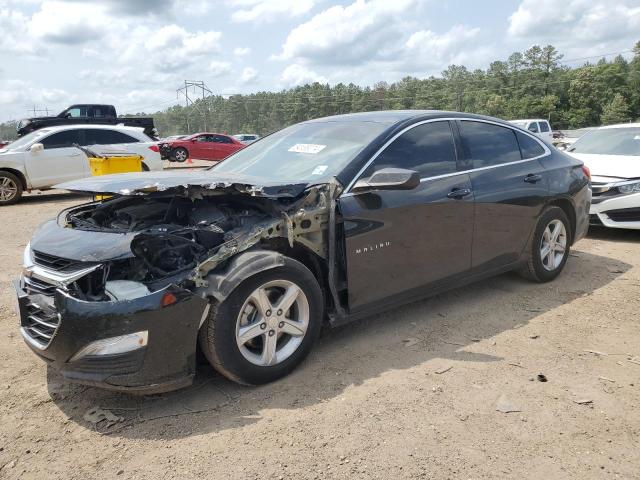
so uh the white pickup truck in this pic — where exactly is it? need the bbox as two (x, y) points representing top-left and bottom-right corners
(0, 124), (162, 205)
(510, 119), (554, 143)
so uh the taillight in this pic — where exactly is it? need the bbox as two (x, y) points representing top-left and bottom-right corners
(148, 144), (160, 152)
(581, 164), (591, 181)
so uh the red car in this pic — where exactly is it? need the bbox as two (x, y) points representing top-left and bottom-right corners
(162, 133), (245, 162)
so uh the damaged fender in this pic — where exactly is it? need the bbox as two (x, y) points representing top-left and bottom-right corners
(197, 250), (286, 302)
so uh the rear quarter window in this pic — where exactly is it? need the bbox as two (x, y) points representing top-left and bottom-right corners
(516, 131), (546, 159)
(86, 130), (139, 145)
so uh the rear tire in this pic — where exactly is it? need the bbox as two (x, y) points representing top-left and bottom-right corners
(0, 172), (23, 206)
(519, 206), (571, 282)
(198, 257), (323, 385)
(172, 147), (188, 163)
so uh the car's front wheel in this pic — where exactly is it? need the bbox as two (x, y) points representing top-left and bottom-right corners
(0, 171), (23, 206)
(172, 147), (189, 162)
(520, 206), (571, 282)
(198, 257), (323, 385)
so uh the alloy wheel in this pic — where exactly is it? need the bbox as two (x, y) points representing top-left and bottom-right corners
(540, 219), (567, 271)
(174, 149), (187, 161)
(235, 279), (309, 367)
(0, 177), (18, 202)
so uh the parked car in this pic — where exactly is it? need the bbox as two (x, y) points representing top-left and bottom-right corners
(159, 133), (245, 162)
(510, 119), (553, 143)
(233, 133), (261, 144)
(555, 128), (596, 150)
(16, 104), (157, 139)
(565, 123), (640, 229)
(0, 124), (162, 205)
(13, 111), (590, 393)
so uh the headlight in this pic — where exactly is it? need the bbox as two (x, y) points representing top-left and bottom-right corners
(617, 182), (640, 194)
(69, 331), (148, 361)
(23, 242), (33, 268)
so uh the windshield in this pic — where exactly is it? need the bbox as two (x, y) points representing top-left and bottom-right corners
(569, 127), (640, 156)
(3, 129), (52, 151)
(211, 121), (389, 182)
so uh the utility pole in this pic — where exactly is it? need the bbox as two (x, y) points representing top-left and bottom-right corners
(177, 80), (213, 133)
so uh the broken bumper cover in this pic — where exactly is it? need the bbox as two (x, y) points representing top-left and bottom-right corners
(14, 280), (208, 394)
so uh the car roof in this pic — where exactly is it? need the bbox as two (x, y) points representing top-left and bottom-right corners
(598, 123), (640, 129)
(37, 124), (145, 133)
(510, 119), (548, 123)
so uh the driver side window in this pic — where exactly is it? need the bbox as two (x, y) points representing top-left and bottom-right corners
(41, 130), (82, 149)
(362, 121), (458, 179)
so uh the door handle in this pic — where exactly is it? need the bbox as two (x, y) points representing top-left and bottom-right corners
(447, 188), (472, 199)
(524, 173), (542, 183)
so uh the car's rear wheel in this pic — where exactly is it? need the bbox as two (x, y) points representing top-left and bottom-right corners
(520, 206), (571, 282)
(198, 257), (323, 385)
(0, 172), (22, 206)
(172, 147), (188, 162)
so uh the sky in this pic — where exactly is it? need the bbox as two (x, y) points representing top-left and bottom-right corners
(0, 0), (639, 122)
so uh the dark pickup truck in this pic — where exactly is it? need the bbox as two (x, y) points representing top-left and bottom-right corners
(17, 104), (158, 138)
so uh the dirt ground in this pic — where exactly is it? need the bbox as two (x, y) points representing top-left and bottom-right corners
(0, 191), (639, 480)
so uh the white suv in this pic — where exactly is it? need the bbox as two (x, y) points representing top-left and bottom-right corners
(510, 119), (553, 143)
(0, 124), (162, 205)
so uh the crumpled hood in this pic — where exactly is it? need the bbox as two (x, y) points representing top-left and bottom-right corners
(567, 153), (640, 180)
(30, 219), (136, 262)
(54, 170), (310, 198)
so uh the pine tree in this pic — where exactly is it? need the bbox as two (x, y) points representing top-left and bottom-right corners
(601, 93), (632, 125)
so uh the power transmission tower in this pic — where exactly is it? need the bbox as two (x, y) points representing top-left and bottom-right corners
(29, 106), (51, 116)
(177, 80), (213, 133)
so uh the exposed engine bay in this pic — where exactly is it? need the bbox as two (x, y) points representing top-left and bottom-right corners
(55, 185), (333, 302)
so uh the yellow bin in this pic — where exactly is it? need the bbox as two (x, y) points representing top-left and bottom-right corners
(89, 154), (143, 176)
(89, 154), (143, 200)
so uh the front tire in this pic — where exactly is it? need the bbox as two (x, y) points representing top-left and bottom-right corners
(0, 172), (22, 205)
(172, 147), (188, 162)
(520, 206), (571, 282)
(198, 257), (323, 385)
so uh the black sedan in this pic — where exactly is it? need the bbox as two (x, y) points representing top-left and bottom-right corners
(14, 111), (591, 393)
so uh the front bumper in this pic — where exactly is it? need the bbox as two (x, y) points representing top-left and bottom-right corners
(14, 279), (207, 394)
(590, 192), (640, 229)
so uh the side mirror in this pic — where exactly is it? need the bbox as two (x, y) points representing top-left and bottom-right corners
(352, 167), (420, 192)
(30, 143), (44, 153)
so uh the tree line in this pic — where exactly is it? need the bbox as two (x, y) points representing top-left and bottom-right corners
(1, 41), (639, 140)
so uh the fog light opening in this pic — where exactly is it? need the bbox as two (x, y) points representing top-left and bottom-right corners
(69, 331), (148, 361)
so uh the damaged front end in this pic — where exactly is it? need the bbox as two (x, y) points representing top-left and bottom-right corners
(15, 173), (338, 393)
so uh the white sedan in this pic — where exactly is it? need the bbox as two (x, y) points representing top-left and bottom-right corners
(566, 123), (640, 229)
(0, 124), (162, 205)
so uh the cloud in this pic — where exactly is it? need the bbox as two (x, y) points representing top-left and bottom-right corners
(274, 0), (486, 84)
(277, 0), (419, 64)
(144, 25), (222, 69)
(509, 0), (640, 56)
(28, 1), (109, 45)
(280, 64), (327, 86)
(0, 9), (37, 54)
(209, 61), (233, 77)
(234, 46), (251, 56)
(240, 67), (259, 84)
(229, 0), (317, 23)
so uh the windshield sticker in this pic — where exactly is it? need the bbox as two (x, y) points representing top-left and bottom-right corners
(311, 165), (328, 175)
(288, 143), (326, 154)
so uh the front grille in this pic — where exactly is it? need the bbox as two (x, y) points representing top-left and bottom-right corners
(32, 250), (86, 272)
(23, 275), (57, 296)
(606, 207), (640, 223)
(23, 297), (60, 347)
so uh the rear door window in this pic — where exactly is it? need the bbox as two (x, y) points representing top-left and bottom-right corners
(85, 129), (139, 145)
(363, 121), (458, 178)
(539, 121), (550, 133)
(213, 135), (233, 144)
(459, 121), (522, 168)
(41, 130), (82, 149)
